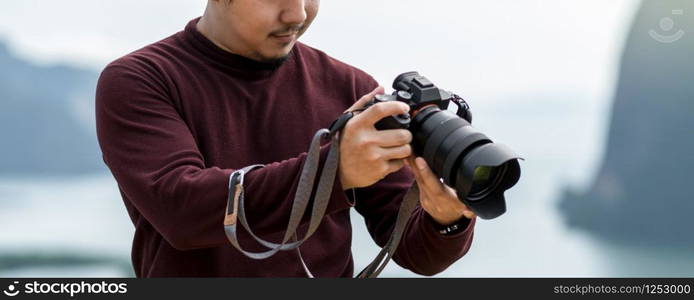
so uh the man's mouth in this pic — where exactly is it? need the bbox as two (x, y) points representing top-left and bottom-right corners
(270, 32), (298, 43)
(272, 33), (296, 38)
(269, 25), (302, 42)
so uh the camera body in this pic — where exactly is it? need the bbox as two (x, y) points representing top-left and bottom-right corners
(366, 72), (472, 131)
(362, 72), (522, 220)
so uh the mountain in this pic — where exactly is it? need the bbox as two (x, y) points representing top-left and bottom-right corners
(0, 41), (105, 175)
(559, 0), (694, 246)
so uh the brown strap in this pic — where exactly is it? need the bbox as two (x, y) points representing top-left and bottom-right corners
(223, 121), (418, 277)
(357, 183), (419, 278)
(223, 129), (338, 260)
(295, 232), (315, 278)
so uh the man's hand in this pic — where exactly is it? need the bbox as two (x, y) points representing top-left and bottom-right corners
(339, 86), (413, 190)
(406, 156), (476, 225)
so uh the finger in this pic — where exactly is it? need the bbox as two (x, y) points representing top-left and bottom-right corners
(414, 157), (446, 191)
(346, 86), (385, 112)
(409, 157), (436, 198)
(380, 144), (412, 160)
(408, 157), (436, 197)
(373, 129), (412, 147)
(406, 156), (419, 177)
(446, 185), (475, 219)
(386, 159), (405, 174)
(463, 210), (477, 219)
(405, 156), (416, 167)
(353, 101), (410, 128)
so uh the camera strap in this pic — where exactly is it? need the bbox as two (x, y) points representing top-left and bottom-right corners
(223, 129), (340, 260)
(223, 111), (419, 278)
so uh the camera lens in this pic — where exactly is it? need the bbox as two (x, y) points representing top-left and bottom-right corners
(410, 106), (521, 219)
(392, 71), (522, 219)
(468, 165), (504, 200)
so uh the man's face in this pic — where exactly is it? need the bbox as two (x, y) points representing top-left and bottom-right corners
(214, 0), (319, 63)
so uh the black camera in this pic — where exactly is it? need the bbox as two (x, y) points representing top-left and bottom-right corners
(364, 72), (522, 219)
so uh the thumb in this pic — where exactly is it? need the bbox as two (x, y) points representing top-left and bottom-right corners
(345, 86), (385, 113)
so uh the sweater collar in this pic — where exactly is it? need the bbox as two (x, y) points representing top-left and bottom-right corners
(182, 17), (295, 76)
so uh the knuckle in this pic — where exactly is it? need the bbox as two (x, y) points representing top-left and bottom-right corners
(402, 144), (413, 157)
(351, 133), (368, 146)
(360, 136), (376, 146)
(393, 161), (404, 172)
(401, 130), (413, 143)
(354, 136), (366, 146)
(371, 104), (386, 115)
(400, 103), (411, 113)
(380, 163), (390, 174)
(367, 151), (382, 162)
(393, 131), (407, 142)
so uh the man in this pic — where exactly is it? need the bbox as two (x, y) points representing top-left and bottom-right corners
(96, 0), (476, 277)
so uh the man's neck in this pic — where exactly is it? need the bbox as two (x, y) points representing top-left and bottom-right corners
(196, 14), (238, 55)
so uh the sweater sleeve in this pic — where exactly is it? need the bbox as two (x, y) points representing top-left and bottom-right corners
(353, 169), (476, 276)
(95, 64), (353, 251)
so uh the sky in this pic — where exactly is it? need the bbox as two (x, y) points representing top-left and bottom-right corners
(0, 0), (642, 197)
(0, 1), (638, 94)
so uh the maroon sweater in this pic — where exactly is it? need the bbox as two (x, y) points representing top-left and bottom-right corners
(95, 18), (475, 277)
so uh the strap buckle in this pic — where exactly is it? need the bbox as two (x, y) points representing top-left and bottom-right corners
(224, 166), (263, 226)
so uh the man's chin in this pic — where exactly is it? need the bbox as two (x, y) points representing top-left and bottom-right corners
(255, 47), (294, 66)
(259, 54), (291, 67)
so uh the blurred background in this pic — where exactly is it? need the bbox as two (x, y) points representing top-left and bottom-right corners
(1, 0), (692, 277)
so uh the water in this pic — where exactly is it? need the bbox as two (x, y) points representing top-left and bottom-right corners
(1, 172), (606, 278)
(3, 101), (691, 278)
(0, 175), (133, 277)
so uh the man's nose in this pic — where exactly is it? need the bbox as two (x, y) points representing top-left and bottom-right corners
(279, 0), (307, 26)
